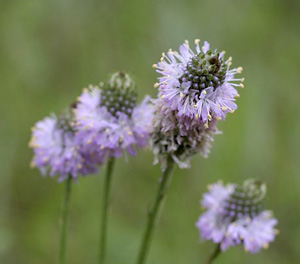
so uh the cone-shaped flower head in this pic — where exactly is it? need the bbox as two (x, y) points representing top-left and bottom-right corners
(196, 180), (278, 253)
(149, 39), (243, 170)
(75, 71), (155, 158)
(29, 108), (99, 182)
(153, 39), (243, 126)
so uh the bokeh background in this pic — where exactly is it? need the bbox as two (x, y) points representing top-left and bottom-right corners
(1, 0), (300, 263)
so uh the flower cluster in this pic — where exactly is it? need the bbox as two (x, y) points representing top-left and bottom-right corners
(153, 39), (243, 125)
(29, 38), (280, 262)
(29, 110), (99, 182)
(196, 180), (278, 253)
(74, 71), (155, 158)
(30, 71), (155, 181)
(150, 39), (242, 169)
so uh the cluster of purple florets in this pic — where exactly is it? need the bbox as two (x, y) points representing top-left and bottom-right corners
(29, 39), (278, 256)
(30, 71), (155, 181)
(29, 111), (99, 182)
(196, 180), (278, 253)
(74, 72), (155, 158)
(149, 41), (278, 254)
(150, 39), (243, 169)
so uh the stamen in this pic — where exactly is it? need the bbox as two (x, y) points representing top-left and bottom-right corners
(263, 244), (269, 249)
(30, 160), (36, 168)
(194, 39), (200, 45)
(237, 67), (243, 73)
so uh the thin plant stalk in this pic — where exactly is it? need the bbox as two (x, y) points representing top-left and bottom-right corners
(59, 175), (73, 264)
(99, 157), (116, 264)
(136, 156), (174, 264)
(205, 244), (221, 264)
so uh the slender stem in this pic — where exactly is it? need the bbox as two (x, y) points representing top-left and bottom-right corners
(205, 244), (221, 264)
(59, 176), (72, 264)
(99, 157), (115, 264)
(136, 156), (174, 264)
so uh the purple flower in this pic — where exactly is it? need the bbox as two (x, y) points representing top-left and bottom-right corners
(196, 180), (278, 253)
(150, 39), (243, 170)
(29, 111), (99, 182)
(74, 72), (155, 158)
(153, 39), (243, 127)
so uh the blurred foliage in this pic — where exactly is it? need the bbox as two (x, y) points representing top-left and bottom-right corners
(0, 0), (300, 263)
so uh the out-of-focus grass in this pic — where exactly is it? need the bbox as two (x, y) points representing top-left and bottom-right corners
(0, 0), (300, 263)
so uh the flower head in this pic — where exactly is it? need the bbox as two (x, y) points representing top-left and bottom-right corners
(75, 71), (155, 158)
(196, 180), (278, 253)
(150, 39), (243, 170)
(154, 39), (243, 126)
(29, 109), (99, 182)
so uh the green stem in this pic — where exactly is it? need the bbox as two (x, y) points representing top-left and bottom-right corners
(99, 157), (115, 264)
(59, 176), (72, 264)
(136, 156), (174, 264)
(205, 244), (221, 264)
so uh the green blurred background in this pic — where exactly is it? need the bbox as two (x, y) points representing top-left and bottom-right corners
(1, 0), (300, 263)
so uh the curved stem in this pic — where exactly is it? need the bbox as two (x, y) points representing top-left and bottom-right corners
(59, 176), (72, 264)
(136, 156), (174, 264)
(99, 157), (115, 264)
(205, 244), (221, 264)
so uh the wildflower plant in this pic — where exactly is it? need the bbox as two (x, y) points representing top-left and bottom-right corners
(28, 37), (279, 264)
(29, 107), (101, 264)
(136, 39), (243, 264)
(74, 71), (155, 264)
(196, 180), (278, 263)
(30, 71), (154, 264)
